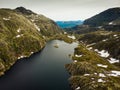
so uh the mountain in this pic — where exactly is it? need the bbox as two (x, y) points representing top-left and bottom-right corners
(15, 7), (36, 15)
(65, 7), (120, 90)
(65, 25), (98, 34)
(0, 7), (63, 76)
(15, 7), (62, 37)
(56, 20), (83, 28)
(84, 7), (120, 26)
(66, 7), (120, 59)
(65, 7), (120, 34)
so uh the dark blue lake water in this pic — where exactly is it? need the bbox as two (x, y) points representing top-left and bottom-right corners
(0, 40), (77, 90)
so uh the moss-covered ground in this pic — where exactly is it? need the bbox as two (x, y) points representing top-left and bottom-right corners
(66, 44), (120, 90)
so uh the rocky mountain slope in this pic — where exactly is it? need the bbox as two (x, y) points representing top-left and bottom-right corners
(66, 30), (120, 90)
(0, 7), (62, 76)
(15, 7), (62, 37)
(78, 31), (120, 60)
(84, 7), (120, 27)
(65, 7), (120, 34)
(65, 7), (120, 90)
(65, 25), (98, 34)
(66, 44), (120, 90)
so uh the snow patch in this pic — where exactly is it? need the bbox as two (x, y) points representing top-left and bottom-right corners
(31, 19), (35, 22)
(84, 74), (90, 76)
(87, 43), (96, 47)
(3, 17), (11, 21)
(94, 73), (97, 75)
(98, 78), (106, 83)
(91, 78), (94, 80)
(108, 70), (120, 77)
(113, 34), (117, 37)
(97, 64), (108, 68)
(34, 23), (40, 31)
(109, 22), (116, 25)
(87, 47), (92, 50)
(17, 28), (21, 33)
(75, 54), (82, 57)
(94, 49), (98, 52)
(98, 26), (102, 29)
(99, 73), (106, 77)
(31, 52), (34, 54)
(16, 34), (23, 38)
(74, 60), (77, 63)
(109, 22), (113, 25)
(95, 49), (109, 58)
(64, 32), (67, 34)
(111, 71), (120, 76)
(75, 87), (80, 90)
(67, 35), (76, 39)
(18, 55), (27, 59)
(42, 36), (46, 39)
(102, 39), (108, 42)
(108, 58), (119, 64)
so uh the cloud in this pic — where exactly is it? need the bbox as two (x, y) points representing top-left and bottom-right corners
(0, 0), (120, 20)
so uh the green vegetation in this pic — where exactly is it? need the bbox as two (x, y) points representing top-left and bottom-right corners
(15, 7), (62, 37)
(0, 8), (47, 76)
(78, 30), (120, 60)
(54, 34), (75, 43)
(0, 7), (75, 76)
(65, 7), (120, 90)
(65, 44), (120, 90)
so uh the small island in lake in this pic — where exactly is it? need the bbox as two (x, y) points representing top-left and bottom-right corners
(54, 43), (59, 48)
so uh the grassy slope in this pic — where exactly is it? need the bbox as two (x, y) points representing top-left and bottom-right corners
(15, 7), (62, 37)
(78, 30), (120, 60)
(0, 8), (74, 76)
(0, 9), (46, 76)
(66, 44), (120, 90)
(26, 14), (62, 36)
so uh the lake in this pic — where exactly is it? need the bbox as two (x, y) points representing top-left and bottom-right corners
(0, 40), (78, 90)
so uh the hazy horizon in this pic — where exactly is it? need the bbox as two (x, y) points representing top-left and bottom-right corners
(0, 0), (120, 21)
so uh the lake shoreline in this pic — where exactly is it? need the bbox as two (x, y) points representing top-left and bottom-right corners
(0, 40), (77, 90)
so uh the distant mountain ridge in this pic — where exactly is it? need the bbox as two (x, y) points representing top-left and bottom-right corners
(84, 7), (120, 26)
(56, 20), (83, 28)
(65, 7), (120, 33)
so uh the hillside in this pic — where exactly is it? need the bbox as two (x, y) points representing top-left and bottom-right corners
(84, 7), (120, 27)
(0, 8), (47, 75)
(15, 7), (62, 37)
(56, 20), (83, 28)
(65, 25), (98, 34)
(0, 7), (64, 76)
(65, 7), (120, 90)
(65, 7), (120, 34)
(66, 43), (120, 90)
(66, 30), (120, 90)
(78, 31), (120, 60)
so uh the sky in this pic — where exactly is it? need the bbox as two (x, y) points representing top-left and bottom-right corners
(0, 0), (120, 21)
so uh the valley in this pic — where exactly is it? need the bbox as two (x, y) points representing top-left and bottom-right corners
(0, 6), (120, 90)
(0, 40), (78, 90)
